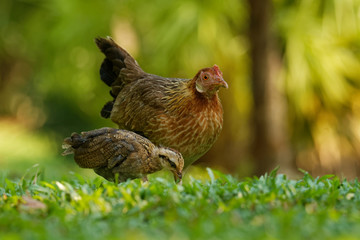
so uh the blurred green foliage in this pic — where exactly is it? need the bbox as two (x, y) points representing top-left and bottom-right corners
(1, 0), (360, 178)
(276, 0), (360, 175)
(1, 169), (360, 239)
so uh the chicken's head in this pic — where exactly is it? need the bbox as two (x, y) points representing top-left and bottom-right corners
(195, 65), (228, 97)
(156, 147), (184, 183)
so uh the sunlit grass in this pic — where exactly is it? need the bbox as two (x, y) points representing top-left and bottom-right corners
(1, 169), (360, 239)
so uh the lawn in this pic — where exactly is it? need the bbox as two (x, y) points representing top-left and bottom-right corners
(1, 168), (360, 240)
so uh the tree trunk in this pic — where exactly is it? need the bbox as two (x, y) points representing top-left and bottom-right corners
(248, 0), (294, 176)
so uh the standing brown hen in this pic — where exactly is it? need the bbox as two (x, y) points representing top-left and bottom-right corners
(95, 37), (228, 169)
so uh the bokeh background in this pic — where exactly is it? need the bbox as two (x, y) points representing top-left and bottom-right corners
(1, 0), (360, 179)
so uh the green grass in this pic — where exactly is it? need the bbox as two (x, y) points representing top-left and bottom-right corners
(1, 168), (360, 240)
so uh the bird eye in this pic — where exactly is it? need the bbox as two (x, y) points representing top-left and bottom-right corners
(203, 75), (208, 80)
(168, 159), (177, 168)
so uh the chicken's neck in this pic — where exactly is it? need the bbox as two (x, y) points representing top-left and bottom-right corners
(148, 148), (164, 172)
(195, 83), (219, 99)
(191, 79), (220, 106)
(165, 80), (221, 114)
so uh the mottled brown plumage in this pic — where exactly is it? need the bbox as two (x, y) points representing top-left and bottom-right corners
(62, 127), (184, 182)
(95, 37), (228, 168)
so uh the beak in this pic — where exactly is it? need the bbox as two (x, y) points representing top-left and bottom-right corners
(217, 76), (228, 89)
(173, 171), (182, 184)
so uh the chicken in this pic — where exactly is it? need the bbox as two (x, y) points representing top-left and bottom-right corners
(62, 127), (184, 183)
(95, 37), (228, 169)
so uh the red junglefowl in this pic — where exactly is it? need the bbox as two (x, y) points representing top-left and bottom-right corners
(95, 37), (228, 169)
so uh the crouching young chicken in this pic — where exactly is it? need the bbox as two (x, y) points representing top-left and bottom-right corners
(62, 127), (184, 183)
(95, 37), (228, 169)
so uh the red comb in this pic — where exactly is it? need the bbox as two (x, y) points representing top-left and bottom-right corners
(212, 65), (222, 76)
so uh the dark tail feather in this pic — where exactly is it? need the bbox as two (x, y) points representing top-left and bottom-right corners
(95, 37), (145, 119)
(95, 37), (128, 87)
(101, 101), (114, 118)
(100, 59), (118, 87)
(95, 37), (127, 118)
(95, 37), (128, 61)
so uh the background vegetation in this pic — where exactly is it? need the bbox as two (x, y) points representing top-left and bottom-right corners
(2, 1), (360, 238)
(1, 0), (360, 179)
